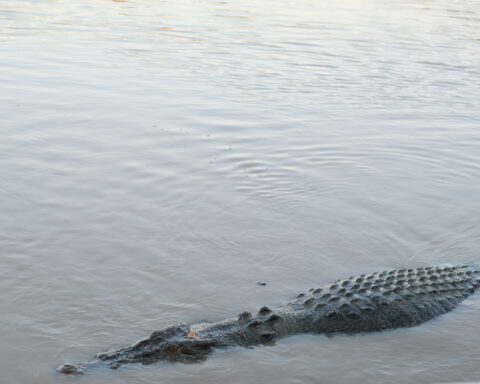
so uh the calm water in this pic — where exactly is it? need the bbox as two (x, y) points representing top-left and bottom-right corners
(1, 0), (480, 383)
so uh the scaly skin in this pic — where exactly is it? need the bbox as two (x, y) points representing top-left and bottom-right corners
(58, 265), (480, 375)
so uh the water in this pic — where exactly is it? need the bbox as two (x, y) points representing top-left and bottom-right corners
(1, 0), (480, 383)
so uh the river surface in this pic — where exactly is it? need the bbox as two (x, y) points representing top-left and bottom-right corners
(1, 0), (480, 383)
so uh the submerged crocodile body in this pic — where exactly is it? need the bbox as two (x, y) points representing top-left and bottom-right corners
(58, 265), (480, 374)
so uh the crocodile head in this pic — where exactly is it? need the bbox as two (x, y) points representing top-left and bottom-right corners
(96, 324), (216, 368)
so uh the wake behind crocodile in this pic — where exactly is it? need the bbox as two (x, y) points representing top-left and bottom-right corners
(58, 265), (480, 375)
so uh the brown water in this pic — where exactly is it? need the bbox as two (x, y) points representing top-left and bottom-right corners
(1, 0), (480, 383)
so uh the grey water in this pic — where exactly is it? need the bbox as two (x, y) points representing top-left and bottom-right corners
(1, 0), (480, 383)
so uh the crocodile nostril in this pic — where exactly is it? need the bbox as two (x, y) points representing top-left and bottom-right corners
(57, 363), (83, 375)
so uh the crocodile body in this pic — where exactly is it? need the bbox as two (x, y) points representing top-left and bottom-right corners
(58, 265), (480, 374)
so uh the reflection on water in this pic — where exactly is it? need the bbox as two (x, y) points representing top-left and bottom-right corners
(1, 0), (480, 383)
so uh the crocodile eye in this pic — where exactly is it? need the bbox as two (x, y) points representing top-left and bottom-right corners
(165, 345), (181, 353)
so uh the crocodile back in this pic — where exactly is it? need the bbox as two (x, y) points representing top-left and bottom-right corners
(288, 265), (480, 334)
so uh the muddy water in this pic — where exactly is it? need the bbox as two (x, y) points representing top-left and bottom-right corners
(1, 0), (480, 383)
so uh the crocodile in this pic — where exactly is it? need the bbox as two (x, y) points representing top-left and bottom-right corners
(58, 265), (480, 375)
